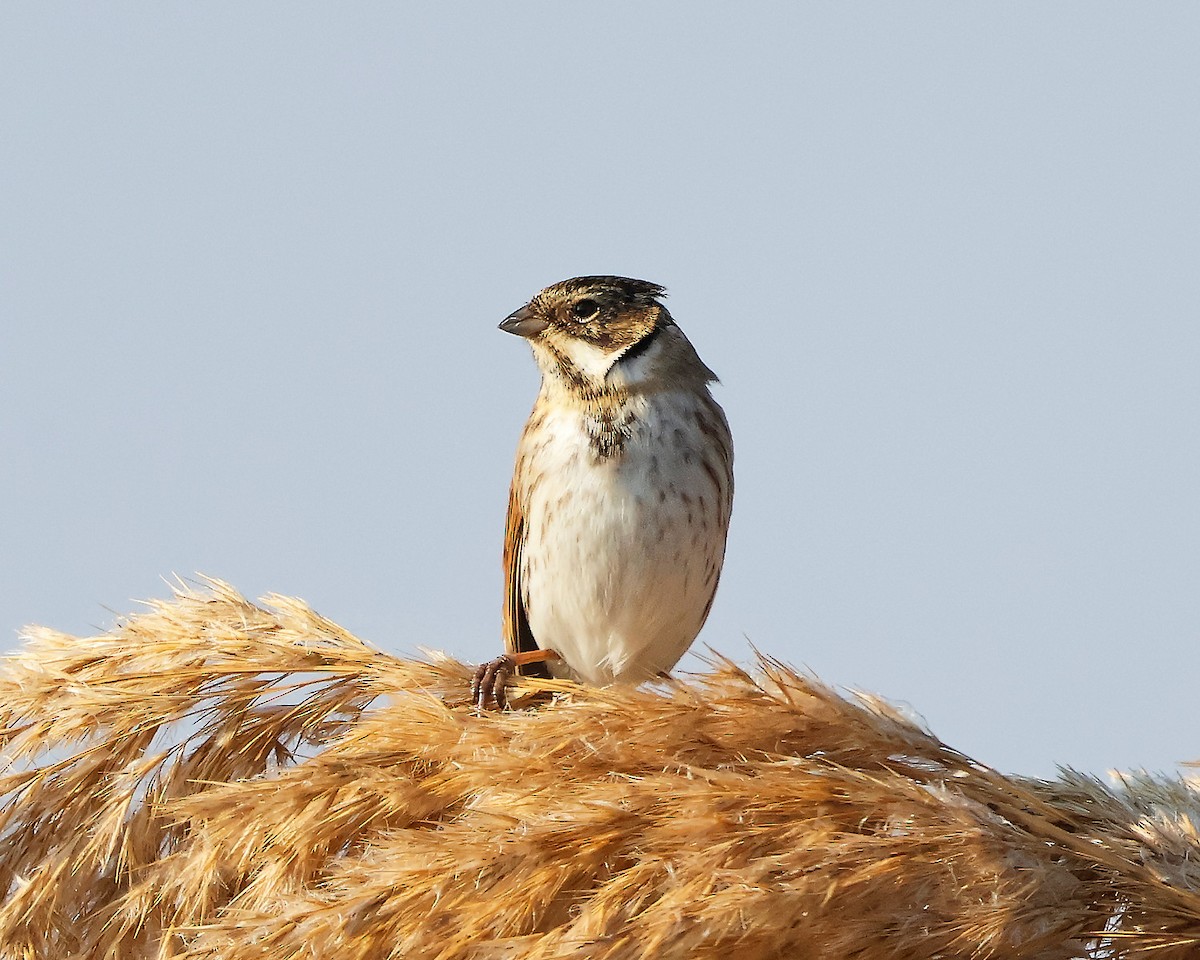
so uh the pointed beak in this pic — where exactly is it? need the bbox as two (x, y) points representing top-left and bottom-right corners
(499, 305), (549, 338)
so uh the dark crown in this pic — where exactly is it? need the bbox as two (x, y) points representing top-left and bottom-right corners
(548, 276), (667, 306)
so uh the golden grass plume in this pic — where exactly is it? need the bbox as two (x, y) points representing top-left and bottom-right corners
(0, 580), (1198, 958)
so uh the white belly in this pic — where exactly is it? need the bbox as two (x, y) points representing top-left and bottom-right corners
(518, 392), (730, 686)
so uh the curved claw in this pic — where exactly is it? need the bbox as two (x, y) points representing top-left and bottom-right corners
(471, 654), (516, 710)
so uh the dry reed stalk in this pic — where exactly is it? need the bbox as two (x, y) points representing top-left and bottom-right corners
(0, 580), (1196, 959)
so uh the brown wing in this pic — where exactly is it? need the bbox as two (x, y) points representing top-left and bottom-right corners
(501, 484), (551, 678)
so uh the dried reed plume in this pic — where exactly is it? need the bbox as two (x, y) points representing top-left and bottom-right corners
(0, 580), (1197, 959)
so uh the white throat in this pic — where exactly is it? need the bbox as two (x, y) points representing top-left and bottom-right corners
(554, 337), (620, 382)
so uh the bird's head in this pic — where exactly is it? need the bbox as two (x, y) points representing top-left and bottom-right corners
(500, 275), (714, 393)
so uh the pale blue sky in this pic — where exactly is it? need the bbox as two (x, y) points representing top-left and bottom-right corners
(2, 4), (1198, 777)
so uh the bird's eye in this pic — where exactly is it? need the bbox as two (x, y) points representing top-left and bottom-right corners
(571, 298), (600, 320)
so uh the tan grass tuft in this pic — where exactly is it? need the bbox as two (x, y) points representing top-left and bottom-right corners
(0, 579), (1197, 958)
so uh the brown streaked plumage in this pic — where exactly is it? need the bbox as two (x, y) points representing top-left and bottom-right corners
(472, 276), (734, 709)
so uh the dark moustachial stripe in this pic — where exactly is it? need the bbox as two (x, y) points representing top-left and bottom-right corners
(615, 321), (665, 369)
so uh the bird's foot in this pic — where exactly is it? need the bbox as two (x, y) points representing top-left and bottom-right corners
(471, 654), (517, 710)
(471, 648), (562, 710)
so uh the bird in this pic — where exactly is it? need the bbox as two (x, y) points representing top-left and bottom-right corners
(471, 276), (734, 709)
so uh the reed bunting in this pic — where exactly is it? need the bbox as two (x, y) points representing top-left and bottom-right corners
(472, 276), (734, 709)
